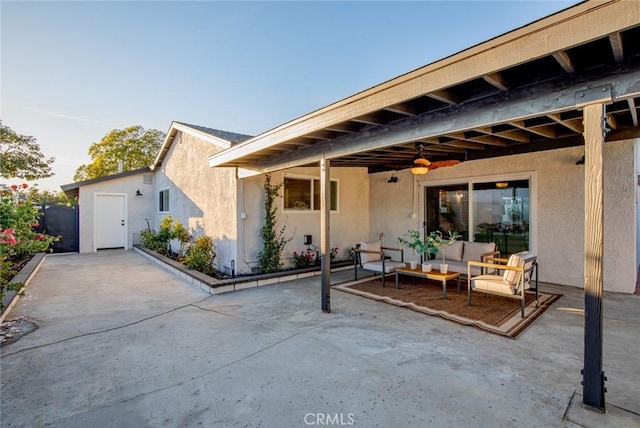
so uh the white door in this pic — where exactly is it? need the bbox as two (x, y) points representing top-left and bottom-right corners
(95, 194), (126, 250)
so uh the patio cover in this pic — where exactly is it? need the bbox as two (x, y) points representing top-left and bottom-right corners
(208, 0), (640, 412)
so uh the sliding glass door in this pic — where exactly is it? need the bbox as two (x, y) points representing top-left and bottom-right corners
(425, 178), (531, 255)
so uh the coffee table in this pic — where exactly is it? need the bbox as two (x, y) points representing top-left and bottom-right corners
(394, 267), (461, 299)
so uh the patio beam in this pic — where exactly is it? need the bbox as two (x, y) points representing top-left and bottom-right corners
(582, 101), (607, 412)
(250, 70), (640, 173)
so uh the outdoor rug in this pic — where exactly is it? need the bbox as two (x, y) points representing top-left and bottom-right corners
(334, 276), (561, 339)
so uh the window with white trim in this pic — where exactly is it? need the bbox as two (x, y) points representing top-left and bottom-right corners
(284, 177), (338, 211)
(159, 189), (170, 212)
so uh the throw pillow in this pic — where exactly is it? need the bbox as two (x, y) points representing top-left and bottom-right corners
(436, 240), (464, 262)
(359, 240), (382, 264)
(503, 254), (524, 286)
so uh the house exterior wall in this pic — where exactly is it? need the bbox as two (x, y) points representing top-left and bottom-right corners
(370, 140), (637, 293)
(77, 173), (155, 253)
(369, 171), (422, 256)
(239, 167), (370, 273)
(154, 132), (238, 274)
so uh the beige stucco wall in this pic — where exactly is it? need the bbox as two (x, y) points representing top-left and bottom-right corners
(369, 171), (422, 256)
(77, 173), (155, 253)
(370, 140), (637, 293)
(154, 132), (238, 274)
(239, 167), (370, 273)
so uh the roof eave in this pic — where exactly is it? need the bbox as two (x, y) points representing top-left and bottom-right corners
(208, 0), (638, 168)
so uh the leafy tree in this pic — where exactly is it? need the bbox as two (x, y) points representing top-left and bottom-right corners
(0, 121), (54, 180)
(26, 186), (76, 206)
(73, 125), (164, 181)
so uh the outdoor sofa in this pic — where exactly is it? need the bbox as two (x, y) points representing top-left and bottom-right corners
(429, 240), (499, 276)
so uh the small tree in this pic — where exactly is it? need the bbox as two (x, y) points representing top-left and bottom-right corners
(257, 174), (291, 273)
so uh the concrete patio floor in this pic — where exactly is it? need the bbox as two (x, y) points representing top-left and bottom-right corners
(1, 250), (639, 427)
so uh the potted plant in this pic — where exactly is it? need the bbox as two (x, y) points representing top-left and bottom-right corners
(426, 230), (461, 273)
(398, 230), (429, 270)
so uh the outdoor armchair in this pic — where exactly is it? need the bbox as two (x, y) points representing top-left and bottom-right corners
(354, 239), (405, 288)
(467, 252), (538, 317)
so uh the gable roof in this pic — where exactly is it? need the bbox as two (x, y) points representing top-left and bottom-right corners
(174, 122), (253, 144)
(60, 167), (151, 198)
(151, 121), (253, 170)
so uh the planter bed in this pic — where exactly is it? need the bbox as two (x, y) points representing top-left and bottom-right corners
(133, 245), (353, 295)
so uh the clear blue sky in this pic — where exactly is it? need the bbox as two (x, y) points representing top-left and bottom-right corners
(2, 0), (576, 191)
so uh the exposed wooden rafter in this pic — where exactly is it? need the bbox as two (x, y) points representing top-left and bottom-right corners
(478, 127), (530, 143)
(245, 70), (639, 173)
(553, 50), (576, 75)
(324, 122), (360, 133)
(384, 103), (418, 116)
(441, 140), (486, 150)
(482, 73), (510, 91)
(511, 121), (557, 138)
(350, 114), (384, 125)
(467, 135), (509, 147)
(628, 98), (638, 127)
(609, 32), (624, 62)
(547, 113), (584, 134)
(427, 90), (457, 105)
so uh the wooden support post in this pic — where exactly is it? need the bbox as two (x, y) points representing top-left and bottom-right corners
(583, 102), (606, 412)
(320, 156), (331, 313)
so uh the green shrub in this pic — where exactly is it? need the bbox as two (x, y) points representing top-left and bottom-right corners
(140, 216), (191, 257)
(172, 221), (191, 259)
(184, 235), (216, 275)
(140, 228), (165, 251)
(292, 250), (315, 268)
(1, 183), (58, 310)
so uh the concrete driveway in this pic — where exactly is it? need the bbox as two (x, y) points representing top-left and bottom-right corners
(1, 250), (639, 427)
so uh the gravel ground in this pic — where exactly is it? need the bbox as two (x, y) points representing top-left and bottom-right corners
(0, 317), (37, 346)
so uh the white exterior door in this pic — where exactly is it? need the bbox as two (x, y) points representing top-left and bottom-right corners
(95, 194), (126, 250)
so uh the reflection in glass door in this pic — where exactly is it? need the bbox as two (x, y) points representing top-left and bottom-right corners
(472, 180), (529, 254)
(425, 185), (469, 241)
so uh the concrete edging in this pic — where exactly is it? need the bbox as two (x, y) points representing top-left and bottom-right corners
(1, 253), (47, 324)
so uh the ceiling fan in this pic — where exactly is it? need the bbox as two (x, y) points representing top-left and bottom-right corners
(410, 142), (461, 175)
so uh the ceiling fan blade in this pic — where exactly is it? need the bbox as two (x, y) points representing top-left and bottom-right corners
(428, 160), (461, 170)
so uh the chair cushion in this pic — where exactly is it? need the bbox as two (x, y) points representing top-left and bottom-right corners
(462, 241), (495, 262)
(363, 260), (406, 274)
(471, 275), (517, 295)
(359, 240), (381, 264)
(515, 252), (536, 289)
(436, 240), (464, 262)
(503, 254), (524, 286)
